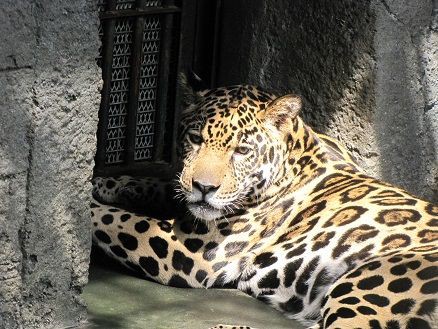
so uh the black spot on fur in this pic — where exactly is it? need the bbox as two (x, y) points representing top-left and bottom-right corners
(323, 206), (367, 228)
(225, 241), (248, 257)
(368, 319), (383, 329)
(363, 294), (390, 307)
(332, 225), (378, 258)
(149, 236), (169, 259)
(158, 220), (172, 233)
(286, 243), (306, 259)
(325, 313), (338, 328)
(106, 180), (116, 189)
(217, 222), (228, 230)
(417, 266), (438, 280)
(388, 277), (412, 293)
(120, 214), (131, 222)
(390, 264), (408, 276)
(417, 299), (437, 316)
(118, 233), (138, 250)
(110, 245), (128, 258)
(168, 274), (190, 288)
(258, 269), (280, 289)
(139, 256), (159, 276)
(388, 255), (403, 263)
(420, 280), (438, 294)
(254, 252), (277, 268)
(194, 221), (209, 234)
(283, 258), (303, 288)
(184, 238), (204, 253)
(309, 268), (332, 303)
(406, 318), (431, 329)
(212, 261), (228, 272)
(134, 220), (150, 233)
(385, 320), (401, 329)
(376, 209), (421, 227)
(339, 297), (360, 305)
(279, 296), (303, 314)
(337, 307), (356, 318)
(180, 221), (193, 234)
(425, 203), (438, 216)
(203, 242), (219, 261)
(381, 234), (411, 251)
(172, 250), (194, 275)
(330, 282), (353, 298)
(211, 271), (228, 287)
(195, 270), (207, 283)
(391, 299), (415, 314)
(357, 275), (384, 290)
(101, 214), (114, 225)
(94, 230), (111, 244)
(220, 229), (232, 236)
(295, 256), (319, 295)
(288, 201), (327, 228)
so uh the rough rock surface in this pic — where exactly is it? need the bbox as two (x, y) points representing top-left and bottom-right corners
(217, 0), (437, 203)
(0, 0), (100, 328)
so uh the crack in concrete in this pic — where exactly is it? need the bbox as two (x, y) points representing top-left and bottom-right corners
(0, 66), (33, 73)
(16, 2), (41, 324)
(379, 0), (406, 26)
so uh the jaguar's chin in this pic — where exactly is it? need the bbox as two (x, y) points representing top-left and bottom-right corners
(187, 201), (224, 221)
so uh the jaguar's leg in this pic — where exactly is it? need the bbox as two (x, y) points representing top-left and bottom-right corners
(91, 197), (215, 288)
(318, 249), (437, 329)
(92, 175), (178, 217)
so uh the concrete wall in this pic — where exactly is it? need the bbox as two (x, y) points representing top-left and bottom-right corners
(0, 1), (100, 328)
(216, 0), (438, 203)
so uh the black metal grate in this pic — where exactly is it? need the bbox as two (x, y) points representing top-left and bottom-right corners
(95, 0), (182, 176)
(135, 16), (161, 161)
(106, 17), (132, 164)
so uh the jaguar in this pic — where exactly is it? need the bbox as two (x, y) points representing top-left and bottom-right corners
(91, 77), (437, 329)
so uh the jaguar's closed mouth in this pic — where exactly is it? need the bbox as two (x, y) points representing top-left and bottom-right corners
(192, 201), (218, 210)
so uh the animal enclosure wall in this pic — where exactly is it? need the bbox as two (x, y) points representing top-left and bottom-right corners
(0, 0), (100, 328)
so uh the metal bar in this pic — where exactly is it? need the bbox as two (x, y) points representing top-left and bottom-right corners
(100, 6), (181, 19)
(124, 0), (146, 166)
(95, 0), (117, 173)
(153, 7), (174, 161)
(210, 0), (222, 87)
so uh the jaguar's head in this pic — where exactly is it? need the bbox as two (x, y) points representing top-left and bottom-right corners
(178, 82), (302, 221)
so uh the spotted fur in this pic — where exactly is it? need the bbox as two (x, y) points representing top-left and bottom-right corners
(91, 83), (437, 329)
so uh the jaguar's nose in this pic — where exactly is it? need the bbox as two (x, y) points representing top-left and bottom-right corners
(192, 180), (220, 195)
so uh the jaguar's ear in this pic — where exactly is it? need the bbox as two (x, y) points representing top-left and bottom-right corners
(178, 71), (207, 109)
(263, 94), (302, 129)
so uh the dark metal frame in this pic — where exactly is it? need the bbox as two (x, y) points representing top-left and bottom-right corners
(94, 0), (220, 178)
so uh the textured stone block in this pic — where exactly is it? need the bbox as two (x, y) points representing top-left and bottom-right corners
(0, 0), (100, 328)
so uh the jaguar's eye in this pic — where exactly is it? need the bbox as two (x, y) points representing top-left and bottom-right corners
(188, 133), (203, 145)
(235, 146), (250, 155)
